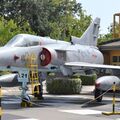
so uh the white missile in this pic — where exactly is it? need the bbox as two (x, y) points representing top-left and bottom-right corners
(0, 73), (19, 87)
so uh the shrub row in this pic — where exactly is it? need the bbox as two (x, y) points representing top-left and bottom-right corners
(80, 74), (97, 85)
(46, 73), (97, 94)
(46, 76), (82, 94)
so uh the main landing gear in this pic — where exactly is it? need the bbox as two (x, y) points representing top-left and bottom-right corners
(94, 88), (103, 102)
(33, 85), (44, 100)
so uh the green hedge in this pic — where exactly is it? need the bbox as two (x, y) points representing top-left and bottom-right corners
(46, 76), (82, 94)
(80, 74), (97, 85)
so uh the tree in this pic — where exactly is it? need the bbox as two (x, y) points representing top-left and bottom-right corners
(98, 33), (112, 44)
(0, 0), (51, 36)
(0, 17), (35, 46)
(98, 22), (120, 44)
(48, 0), (92, 41)
(0, 0), (92, 41)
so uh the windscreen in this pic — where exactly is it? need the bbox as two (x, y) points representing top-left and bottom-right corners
(5, 35), (26, 47)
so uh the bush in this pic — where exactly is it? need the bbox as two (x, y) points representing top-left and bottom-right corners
(46, 76), (82, 94)
(80, 74), (97, 85)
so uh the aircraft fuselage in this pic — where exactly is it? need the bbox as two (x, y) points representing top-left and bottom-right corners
(0, 44), (104, 73)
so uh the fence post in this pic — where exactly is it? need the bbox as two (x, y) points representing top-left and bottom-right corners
(102, 82), (120, 115)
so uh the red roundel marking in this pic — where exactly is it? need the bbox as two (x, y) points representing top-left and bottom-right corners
(40, 48), (51, 66)
(14, 55), (19, 61)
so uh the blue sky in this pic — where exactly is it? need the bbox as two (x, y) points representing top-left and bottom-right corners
(77, 0), (120, 34)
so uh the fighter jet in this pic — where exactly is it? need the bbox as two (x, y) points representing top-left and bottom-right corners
(0, 17), (100, 77)
(0, 17), (117, 103)
(0, 17), (101, 103)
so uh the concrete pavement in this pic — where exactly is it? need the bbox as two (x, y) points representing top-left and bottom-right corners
(0, 85), (120, 120)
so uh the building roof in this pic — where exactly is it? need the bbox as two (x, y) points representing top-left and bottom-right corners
(99, 38), (120, 50)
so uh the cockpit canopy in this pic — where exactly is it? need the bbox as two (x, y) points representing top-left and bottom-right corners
(5, 34), (41, 47)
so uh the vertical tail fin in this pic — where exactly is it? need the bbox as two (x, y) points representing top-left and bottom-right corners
(71, 17), (100, 46)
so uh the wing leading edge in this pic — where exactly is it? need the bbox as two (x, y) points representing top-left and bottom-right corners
(65, 62), (120, 70)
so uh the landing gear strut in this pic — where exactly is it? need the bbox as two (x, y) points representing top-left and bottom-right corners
(20, 82), (32, 107)
(94, 88), (103, 102)
(33, 84), (44, 100)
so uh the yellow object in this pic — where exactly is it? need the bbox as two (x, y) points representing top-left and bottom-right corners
(113, 13), (120, 39)
(102, 82), (120, 115)
(21, 101), (32, 107)
(0, 87), (2, 97)
(102, 112), (120, 116)
(0, 107), (3, 116)
(26, 53), (40, 96)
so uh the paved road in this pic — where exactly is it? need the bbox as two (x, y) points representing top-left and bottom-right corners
(1, 86), (120, 120)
